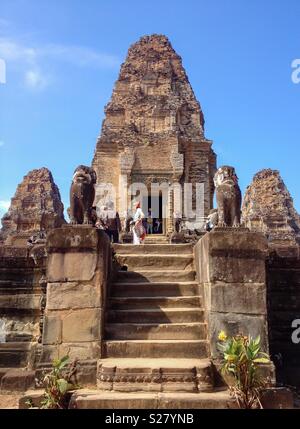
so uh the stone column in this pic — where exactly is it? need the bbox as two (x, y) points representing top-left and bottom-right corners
(40, 226), (111, 366)
(166, 183), (174, 235)
(194, 229), (270, 356)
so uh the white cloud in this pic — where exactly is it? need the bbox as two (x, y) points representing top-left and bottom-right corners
(0, 141), (4, 147)
(24, 69), (49, 90)
(0, 36), (120, 91)
(0, 39), (35, 61)
(41, 44), (120, 69)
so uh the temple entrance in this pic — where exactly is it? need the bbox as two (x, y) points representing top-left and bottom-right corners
(142, 194), (164, 235)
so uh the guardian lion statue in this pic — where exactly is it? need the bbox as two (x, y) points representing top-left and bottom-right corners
(214, 166), (242, 228)
(69, 165), (97, 225)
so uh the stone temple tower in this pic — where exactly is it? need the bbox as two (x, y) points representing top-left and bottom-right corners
(92, 34), (216, 234)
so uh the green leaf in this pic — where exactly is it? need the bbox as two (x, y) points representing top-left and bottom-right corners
(253, 358), (270, 364)
(57, 378), (69, 394)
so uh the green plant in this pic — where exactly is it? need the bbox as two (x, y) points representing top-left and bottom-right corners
(25, 398), (34, 409)
(218, 332), (270, 409)
(40, 355), (78, 409)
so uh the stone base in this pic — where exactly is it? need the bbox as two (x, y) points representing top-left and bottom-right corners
(35, 359), (97, 387)
(68, 389), (237, 409)
(261, 387), (294, 409)
(97, 358), (214, 393)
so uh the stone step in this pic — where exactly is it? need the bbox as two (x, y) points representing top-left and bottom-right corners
(97, 358), (213, 393)
(116, 270), (196, 283)
(109, 296), (202, 310)
(0, 368), (35, 393)
(107, 308), (205, 324)
(113, 244), (193, 255)
(144, 237), (170, 244)
(103, 340), (208, 358)
(115, 254), (194, 271)
(68, 389), (235, 409)
(0, 343), (32, 368)
(111, 282), (198, 297)
(105, 323), (206, 340)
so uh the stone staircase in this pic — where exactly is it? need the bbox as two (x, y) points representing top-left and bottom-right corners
(69, 243), (235, 408)
(103, 243), (206, 358)
(98, 243), (213, 393)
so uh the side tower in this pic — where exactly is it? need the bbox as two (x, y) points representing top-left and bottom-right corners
(92, 34), (216, 233)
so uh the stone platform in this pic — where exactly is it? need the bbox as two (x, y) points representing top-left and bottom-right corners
(68, 389), (236, 409)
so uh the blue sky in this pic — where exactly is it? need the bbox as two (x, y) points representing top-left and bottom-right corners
(0, 0), (299, 218)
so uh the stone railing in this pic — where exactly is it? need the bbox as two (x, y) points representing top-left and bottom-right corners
(194, 228), (272, 366)
(39, 225), (111, 384)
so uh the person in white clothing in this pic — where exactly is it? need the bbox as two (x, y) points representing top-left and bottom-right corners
(132, 202), (146, 245)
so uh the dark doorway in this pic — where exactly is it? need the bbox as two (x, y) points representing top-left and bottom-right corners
(142, 194), (163, 234)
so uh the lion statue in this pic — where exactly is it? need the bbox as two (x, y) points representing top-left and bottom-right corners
(214, 166), (242, 228)
(69, 165), (97, 225)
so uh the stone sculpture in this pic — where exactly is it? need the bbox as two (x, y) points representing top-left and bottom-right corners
(214, 166), (242, 227)
(69, 165), (97, 225)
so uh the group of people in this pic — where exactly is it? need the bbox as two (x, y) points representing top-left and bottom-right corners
(94, 201), (161, 245)
(143, 209), (162, 235)
(93, 201), (122, 243)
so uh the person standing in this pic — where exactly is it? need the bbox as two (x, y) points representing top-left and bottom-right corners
(97, 202), (121, 243)
(132, 202), (146, 245)
(146, 208), (153, 234)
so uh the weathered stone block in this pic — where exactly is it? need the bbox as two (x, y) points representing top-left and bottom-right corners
(47, 226), (101, 251)
(196, 230), (268, 284)
(62, 309), (101, 343)
(207, 282), (267, 314)
(47, 252), (98, 283)
(47, 282), (101, 310)
(59, 342), (101, 361)
(40, 341), (101, 362)
(0, 294), (40, 311)
(1, 369), (35, 392)
(208, 312), (269, 356)
(261, 387), (294, 409)
(42, 315), (62, 345)
(210, 255), (266, 283)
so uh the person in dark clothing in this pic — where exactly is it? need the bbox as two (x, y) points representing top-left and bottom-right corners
(98, 202), (121, 243)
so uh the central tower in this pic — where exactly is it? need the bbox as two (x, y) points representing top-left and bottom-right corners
(92, 34), (216, 233)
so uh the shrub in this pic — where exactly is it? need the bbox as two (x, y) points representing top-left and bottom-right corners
(218, 332), (270, 409)
(40, 355), (78, 409)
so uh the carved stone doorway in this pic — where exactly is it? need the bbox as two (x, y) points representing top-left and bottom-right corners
(142, 194), (165, 235)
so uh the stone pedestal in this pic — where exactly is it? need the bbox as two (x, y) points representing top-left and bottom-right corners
(194, 229), (270, 357)
(40, 225), (111, 365)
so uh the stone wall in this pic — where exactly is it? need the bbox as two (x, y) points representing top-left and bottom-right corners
(194, 229), (270, 357)
(267, 250), (300, 388)
(39, 226), (111, 383)
(0, 246), (46, 368)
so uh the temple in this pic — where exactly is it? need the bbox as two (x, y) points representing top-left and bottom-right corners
(92, 34), (216, 233)
(0, 35), (298, 409)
